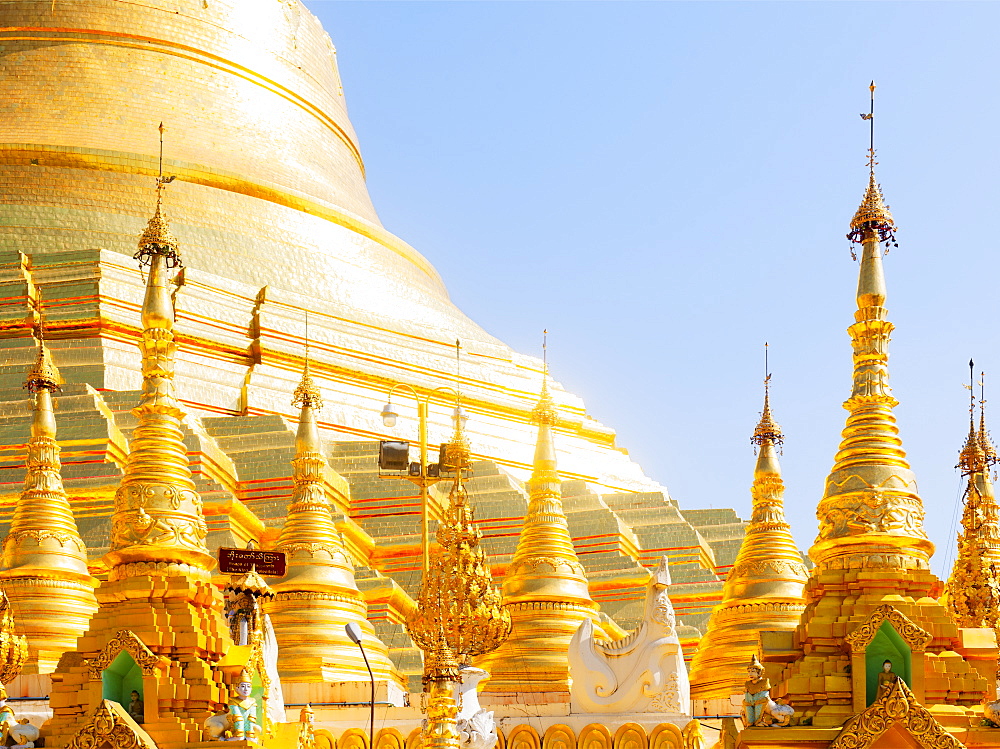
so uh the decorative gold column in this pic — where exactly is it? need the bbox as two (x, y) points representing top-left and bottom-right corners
(945, 372), (1000, 628)
(269, 362), (400, 686)
(405, 422), (509, 749)
(688, 379), (806, 699)
(478, 377), (601, 694)
(0, 333), (98, 674)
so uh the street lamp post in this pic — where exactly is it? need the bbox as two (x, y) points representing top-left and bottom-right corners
(379, 384), (466, 574)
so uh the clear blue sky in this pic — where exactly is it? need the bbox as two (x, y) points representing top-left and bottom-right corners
(304, 1), (1000, 581)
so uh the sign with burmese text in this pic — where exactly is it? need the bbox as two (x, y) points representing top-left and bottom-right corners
(218, 547), (286, 576)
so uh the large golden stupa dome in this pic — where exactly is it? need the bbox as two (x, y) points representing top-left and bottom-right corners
(0, 1), (741, 660)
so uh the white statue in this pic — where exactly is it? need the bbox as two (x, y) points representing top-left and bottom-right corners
(453, 666), (498, 749)
(9, 719), (39, 749)
(569, 556), (690, 714)
(262, 612), (286, 729)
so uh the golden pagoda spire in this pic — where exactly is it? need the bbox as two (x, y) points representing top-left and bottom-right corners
(43, 133), (239, 748)
(811, 81), (932, 571)
(688, 352), (807, 699)
(947, 362), (1000, 628)
(270, 341), (400, 686)
(0, 321), (98, 674)
(105, 140), (212, 574)
(478, 334), (601, 693)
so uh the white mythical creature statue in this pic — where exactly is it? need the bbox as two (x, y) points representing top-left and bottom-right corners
(569, 556), (690, 715)
(455, 666), (498, 749)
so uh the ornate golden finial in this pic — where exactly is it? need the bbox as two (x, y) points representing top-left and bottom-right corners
(0, 591), (28, 686)
(979, 370), (998, 467)
(751, 343), (783, 451)
(532, 330), (557, 426)
(136, 123), (180, 266)
(292, 313), (323, 410)
(848, 82), (898, 255)
(23, 310), (62, 394)
(959, 360), (986, 475)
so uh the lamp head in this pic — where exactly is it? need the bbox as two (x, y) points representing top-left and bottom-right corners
(380, 401), (398, 428)
(452, 405), (468, 431)
(345, 622), (364, 645)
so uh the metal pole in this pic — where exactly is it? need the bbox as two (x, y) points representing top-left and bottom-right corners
(417, 400), (429, 575)
(346, 623), (376, 747)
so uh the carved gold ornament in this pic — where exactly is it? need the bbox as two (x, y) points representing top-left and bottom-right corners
(830, 678), (961, 749)
(843, 604), (931, 654)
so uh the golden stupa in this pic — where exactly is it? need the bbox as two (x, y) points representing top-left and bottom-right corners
(686, 377), (807, 700)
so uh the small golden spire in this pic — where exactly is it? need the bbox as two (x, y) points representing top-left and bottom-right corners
(0, 323), (97, 672)
(478, 335), (600, 693)
(271, 344), (399, 684)
(688, 367), (807, 699)
(947, 361), (1000, 629)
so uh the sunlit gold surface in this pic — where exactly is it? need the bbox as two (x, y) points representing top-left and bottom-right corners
(687, 386), (806, 699)
(0, 335), (98, 674)
(269, 363), (401, 686)
(0, 0), (668, 506)
(477, 379), (602, 694)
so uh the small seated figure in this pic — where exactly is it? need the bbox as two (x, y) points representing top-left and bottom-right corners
(128, 689), (145, 724)
(768, 698), (794, 727)
(742, 655), (773, 727)
(9, 719), (39, 749)
(876, 659), (897, 700)
(227, 670), (261, 741)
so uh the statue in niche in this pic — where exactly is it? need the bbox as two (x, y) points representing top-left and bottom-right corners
(227, 669), (261, 741)
(742, 655), (772, 727)
(876, 659), (897, 700)
(127, 689), (144, 724)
